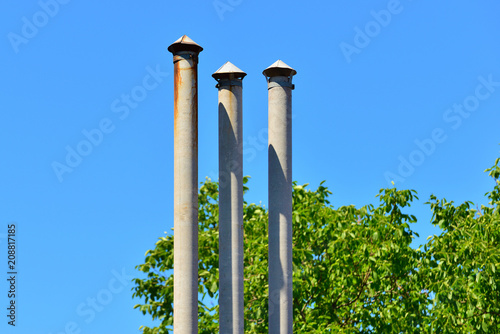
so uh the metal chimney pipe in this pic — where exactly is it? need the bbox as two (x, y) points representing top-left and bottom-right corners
(168, 35), (203, 334)
(212, 61), (247, 334)
(263, 60), (297, 334)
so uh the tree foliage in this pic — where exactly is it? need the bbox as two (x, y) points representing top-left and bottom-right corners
(416, 158), (500, 332)
(132, 160), (500, 333)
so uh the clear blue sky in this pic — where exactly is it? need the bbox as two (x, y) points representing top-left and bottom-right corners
(1, 0), (499, 333)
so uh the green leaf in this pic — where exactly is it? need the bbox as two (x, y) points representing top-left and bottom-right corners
(132, 155), (500, 333)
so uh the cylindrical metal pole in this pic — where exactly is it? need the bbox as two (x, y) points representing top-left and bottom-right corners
(213, 62), (246, 334)
(168, 35), (203, 334)
(263, 60), (296, 334)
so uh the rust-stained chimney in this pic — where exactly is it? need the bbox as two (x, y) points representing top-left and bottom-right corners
(168, 35), (203, 334)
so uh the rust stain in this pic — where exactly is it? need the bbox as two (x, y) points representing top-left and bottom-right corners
(173, 62), (181, 138)
(192, 64), (198, 150)
(173, 58), (198, 150)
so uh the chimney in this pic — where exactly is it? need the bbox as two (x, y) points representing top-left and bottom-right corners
(168, 35), (203, 334)
(213, 61), (246, 334)
(263, 59), (296, 334)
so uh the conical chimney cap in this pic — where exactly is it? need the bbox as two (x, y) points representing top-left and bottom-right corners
(168, 35), (203, 54)
(262, 59), (297, 77)
(212, 61), (247, 80)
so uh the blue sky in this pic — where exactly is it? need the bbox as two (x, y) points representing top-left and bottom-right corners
(1, 0), (500, 333)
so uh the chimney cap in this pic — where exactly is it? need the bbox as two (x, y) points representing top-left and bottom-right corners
(212, 61), (247, 80)
(168, 35), (203, 54)
(262, 59), (297, 77)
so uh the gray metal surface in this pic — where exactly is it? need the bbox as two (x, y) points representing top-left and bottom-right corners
(169, 35), (202, 334)
(264, 60), (297, 334)
(213, 61), (246, 334)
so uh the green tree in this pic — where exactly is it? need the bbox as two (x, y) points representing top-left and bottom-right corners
(416, 158), (500, 333)
(132, 160), (500, 333)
